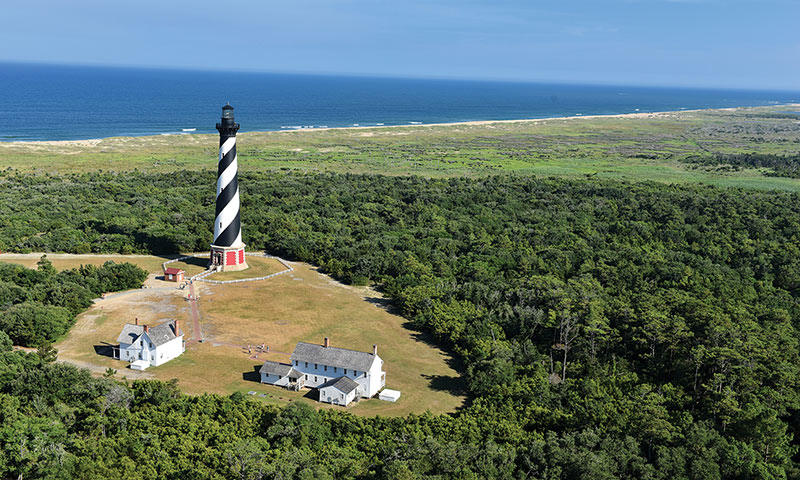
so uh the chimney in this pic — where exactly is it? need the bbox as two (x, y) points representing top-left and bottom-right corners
(372, 344), (378, 356)
(135, 317), (139, 325)
(143, 325), (149, 333)
(174, 320), (180, 336)
(323, 337), (330, 348)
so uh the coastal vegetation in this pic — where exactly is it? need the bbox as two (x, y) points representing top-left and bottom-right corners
(1, 106), (800, 190)
(1, 168), (800, 477)
(684, 152), (800, 178)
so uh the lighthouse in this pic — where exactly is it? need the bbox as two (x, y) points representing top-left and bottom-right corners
(210, 104), (248, 271)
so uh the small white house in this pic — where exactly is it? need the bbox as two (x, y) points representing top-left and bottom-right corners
(115, 320), (185, 369)
(319, 376), (359, 406)
(259, 337), (386, 405)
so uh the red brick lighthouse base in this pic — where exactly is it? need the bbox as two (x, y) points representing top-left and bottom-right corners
(210, 244), (248, 272)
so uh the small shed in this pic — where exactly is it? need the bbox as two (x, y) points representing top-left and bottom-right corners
(164, 267), (185, 282)
(379, 389), (401, 402)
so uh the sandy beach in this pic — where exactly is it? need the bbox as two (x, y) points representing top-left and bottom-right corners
(2, 103), (797, 148)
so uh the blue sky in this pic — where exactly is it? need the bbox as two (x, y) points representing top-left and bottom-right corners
(2, 0), (798, 89)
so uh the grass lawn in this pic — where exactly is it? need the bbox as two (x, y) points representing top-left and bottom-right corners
(207, 256), (286, 281)
(164, 255), (210, 277)
(0, 253), (177, 273)
(54, 259), (466, 416)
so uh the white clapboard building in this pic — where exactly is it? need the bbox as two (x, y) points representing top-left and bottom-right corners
(115, 320), (185, 370)
(259, 337), (385, 406)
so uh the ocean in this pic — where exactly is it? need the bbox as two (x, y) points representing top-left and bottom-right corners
(1, 62), (798, 141)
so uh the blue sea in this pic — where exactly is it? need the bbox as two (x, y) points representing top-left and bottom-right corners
(1, 62), (798, 141)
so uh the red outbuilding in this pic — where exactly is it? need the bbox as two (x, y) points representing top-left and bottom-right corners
(164, 267), (185, 282)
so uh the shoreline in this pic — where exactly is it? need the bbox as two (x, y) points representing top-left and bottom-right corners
(3, 103), (799, 147)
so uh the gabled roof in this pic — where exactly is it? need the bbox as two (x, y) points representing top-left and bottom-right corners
(147, 322), (182, 346)
(290, 342), (378, 372)
(320, 376), (359, 394)
(259, 361), (294, 377)
(117, 324), (144, 344)
(164, 268), (184, 275)
(116, 321), (182, 347)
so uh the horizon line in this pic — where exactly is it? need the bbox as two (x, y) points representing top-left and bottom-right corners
(2, 59), (799, 94)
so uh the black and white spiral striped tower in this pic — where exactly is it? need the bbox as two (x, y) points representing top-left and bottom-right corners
(209, 103), (247, 271)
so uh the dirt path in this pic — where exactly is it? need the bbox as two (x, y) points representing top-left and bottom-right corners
(56, 357), (153, 379)
(188, 282), (203, 341)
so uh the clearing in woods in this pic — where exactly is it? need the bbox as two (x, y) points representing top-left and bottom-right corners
(1, 253), (466, 416)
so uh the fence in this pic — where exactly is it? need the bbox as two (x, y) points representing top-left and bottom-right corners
(163, 252), (294, 284)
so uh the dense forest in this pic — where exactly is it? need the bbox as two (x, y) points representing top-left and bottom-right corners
(1, 170), (800, 478)
(0, 258), (147, 346)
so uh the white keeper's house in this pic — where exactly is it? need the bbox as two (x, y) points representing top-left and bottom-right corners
(114, 319), (185, 370)
(259, 337), (385, 406)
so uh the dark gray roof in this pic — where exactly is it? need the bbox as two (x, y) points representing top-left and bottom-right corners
(116, 324), (144, 344)
(116, 322), (181, 347)
(320, 376), (359, 394)
(290, 342), (378, 372)
(259, 361), (293, 376)
(147, 322), (182, 347)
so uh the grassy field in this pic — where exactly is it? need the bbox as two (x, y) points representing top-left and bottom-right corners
(0, 253), (176, 273)
(2, 105), (799, 190)
(46, 254), (465, 416)
(207, 256), (286, 281)
(163, 255), (209, 277)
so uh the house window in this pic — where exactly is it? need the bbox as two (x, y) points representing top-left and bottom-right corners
(150, 342), (153, 348)
(334, 367), (337, 373)
(305, 362), (308, 368)
(278, 375), (282, 379)
(305, 375), (308, 380)
(314, 376), (318, 382)
(295, 361), (299, 366)
(324, 365), (327, 371)
(344, 369), (347, 375)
